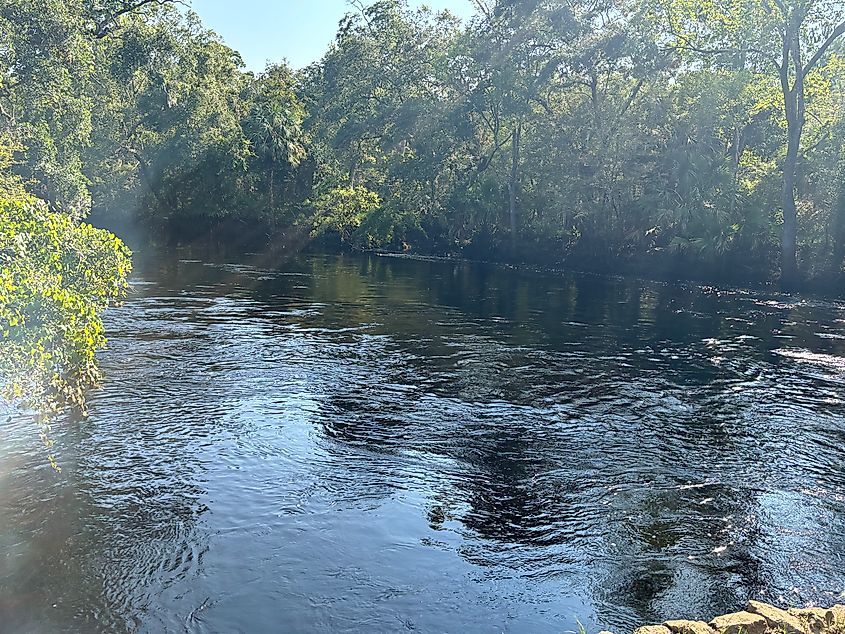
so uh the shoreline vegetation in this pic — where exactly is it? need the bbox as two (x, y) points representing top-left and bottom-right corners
(618, 601), (845, 634)
(0, 181), (130, 465)
(0, 137), (131, 414)
(0, 197), (131, 408)
(1, 0), (844, 406)
(1, 0), (845, 297)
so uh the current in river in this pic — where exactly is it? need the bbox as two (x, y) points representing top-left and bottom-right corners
(2, 250), (844, 633)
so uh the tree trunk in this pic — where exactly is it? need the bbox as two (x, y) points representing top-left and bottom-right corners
(269, 160), (275, 210)
(729, 127), (741, 220)
(781, 124), (800, 291)
(130, 149), (165, 208)
(778, 15), (805, 292)
(830, 164), (845, 274)
(507, 123), (521, 253)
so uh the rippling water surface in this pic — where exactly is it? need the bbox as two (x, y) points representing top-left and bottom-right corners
(2, 251), (845, 633)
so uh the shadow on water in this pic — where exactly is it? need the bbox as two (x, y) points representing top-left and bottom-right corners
(2, 247), (845, 632)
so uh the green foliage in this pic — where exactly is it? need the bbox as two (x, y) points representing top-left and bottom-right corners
(2, 0), (845, 286)
(243, 63), (308, 217)
(310, 186), (383, 245)
(296, 0), (845, 281)
(0, 0), (98, 215)
(0, 133), (26, 200)
(0, 195), (131, 409)
(88, 7), (253, 222)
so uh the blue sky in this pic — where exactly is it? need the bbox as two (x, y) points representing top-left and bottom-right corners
(190, 0), (476, 71)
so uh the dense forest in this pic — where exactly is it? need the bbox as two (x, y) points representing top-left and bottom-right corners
(3, 0), (845, 285)
(3, 0), (845, 307)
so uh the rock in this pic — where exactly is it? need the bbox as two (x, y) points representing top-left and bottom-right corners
(663, 619), (716, 634)
(746, 600), (806, 634)
(633, 627), (672, 634)
(709, 611), (767, 634)
(631, 604), (845, 634)
(788, 607), (834, 634)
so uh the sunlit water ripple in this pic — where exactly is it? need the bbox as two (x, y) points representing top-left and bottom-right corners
(2, 251), (845, 633)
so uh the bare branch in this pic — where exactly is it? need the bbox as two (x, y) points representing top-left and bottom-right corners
(92, 0), (186, 38)
(619, 78), (645, 119)
(470, 0), (494, 23)
(663, 31), (768, 58)
(802, 20), (845, 76)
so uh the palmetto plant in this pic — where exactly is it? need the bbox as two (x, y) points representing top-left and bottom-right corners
(246, 100), (306, 210)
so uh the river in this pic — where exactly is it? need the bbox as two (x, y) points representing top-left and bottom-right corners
(2, 250), (845, 633)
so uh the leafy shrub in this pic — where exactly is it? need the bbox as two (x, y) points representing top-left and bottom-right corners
(0, 195), (132, 410)
(310, 186), (383, 245)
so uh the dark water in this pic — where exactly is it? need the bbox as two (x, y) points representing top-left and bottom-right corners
(3, 251), (845, 633)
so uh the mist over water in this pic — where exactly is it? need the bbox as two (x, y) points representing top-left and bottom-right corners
(2, 250), (845, 633)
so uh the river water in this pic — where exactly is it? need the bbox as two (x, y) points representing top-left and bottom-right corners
(2, 251), (845, 633)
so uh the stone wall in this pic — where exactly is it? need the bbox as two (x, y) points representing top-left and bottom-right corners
(603, 601), (845, 634)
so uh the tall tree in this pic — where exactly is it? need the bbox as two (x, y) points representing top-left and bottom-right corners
(660, 0), (845, 289)
(244, 64), (306, 214)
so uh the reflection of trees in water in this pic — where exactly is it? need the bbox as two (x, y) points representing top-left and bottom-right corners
(410, 396), (771, 625)
(450, 421), (580, 550)
(26, 248), (839, 632)
(593, 481), (766, 626)
(313, 371), (775, 626)
(320, 394), (414, 453)
(249, 253), (845, 621)
(242, 252), (841, 628)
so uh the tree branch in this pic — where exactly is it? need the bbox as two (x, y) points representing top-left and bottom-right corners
(92, 0), (186, 38)
(0, 100), (13, 124)
(663, 31), (768, 58)
(802, 20), (845, 76)
(470, 0), (494, 24)
(771, 0), (788, 18)
(619, 78), (645, 119)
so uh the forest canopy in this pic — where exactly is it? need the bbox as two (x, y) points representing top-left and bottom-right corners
(1, 0), (845, 290)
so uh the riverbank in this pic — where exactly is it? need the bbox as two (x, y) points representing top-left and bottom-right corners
(618, 601), (845, 634)
(87, 209), (845, 295)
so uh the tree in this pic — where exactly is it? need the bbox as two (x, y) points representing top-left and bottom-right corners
(244, 64), (307, 214)
(84, 0), (183, 38)
(659, 0), (845, 289)
(301, 0), (462, 247)
(460, 0), (581, 251)
(0, 189), (131, 413)
(0, 0), (97, 215)
(89, 6), (252, 225)
(773, 1), (845, 289)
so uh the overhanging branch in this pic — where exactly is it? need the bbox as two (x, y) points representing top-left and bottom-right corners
(802, 20), (845, 76)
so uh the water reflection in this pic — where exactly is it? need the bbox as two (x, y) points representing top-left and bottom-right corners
(2, 250), (845, 632)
